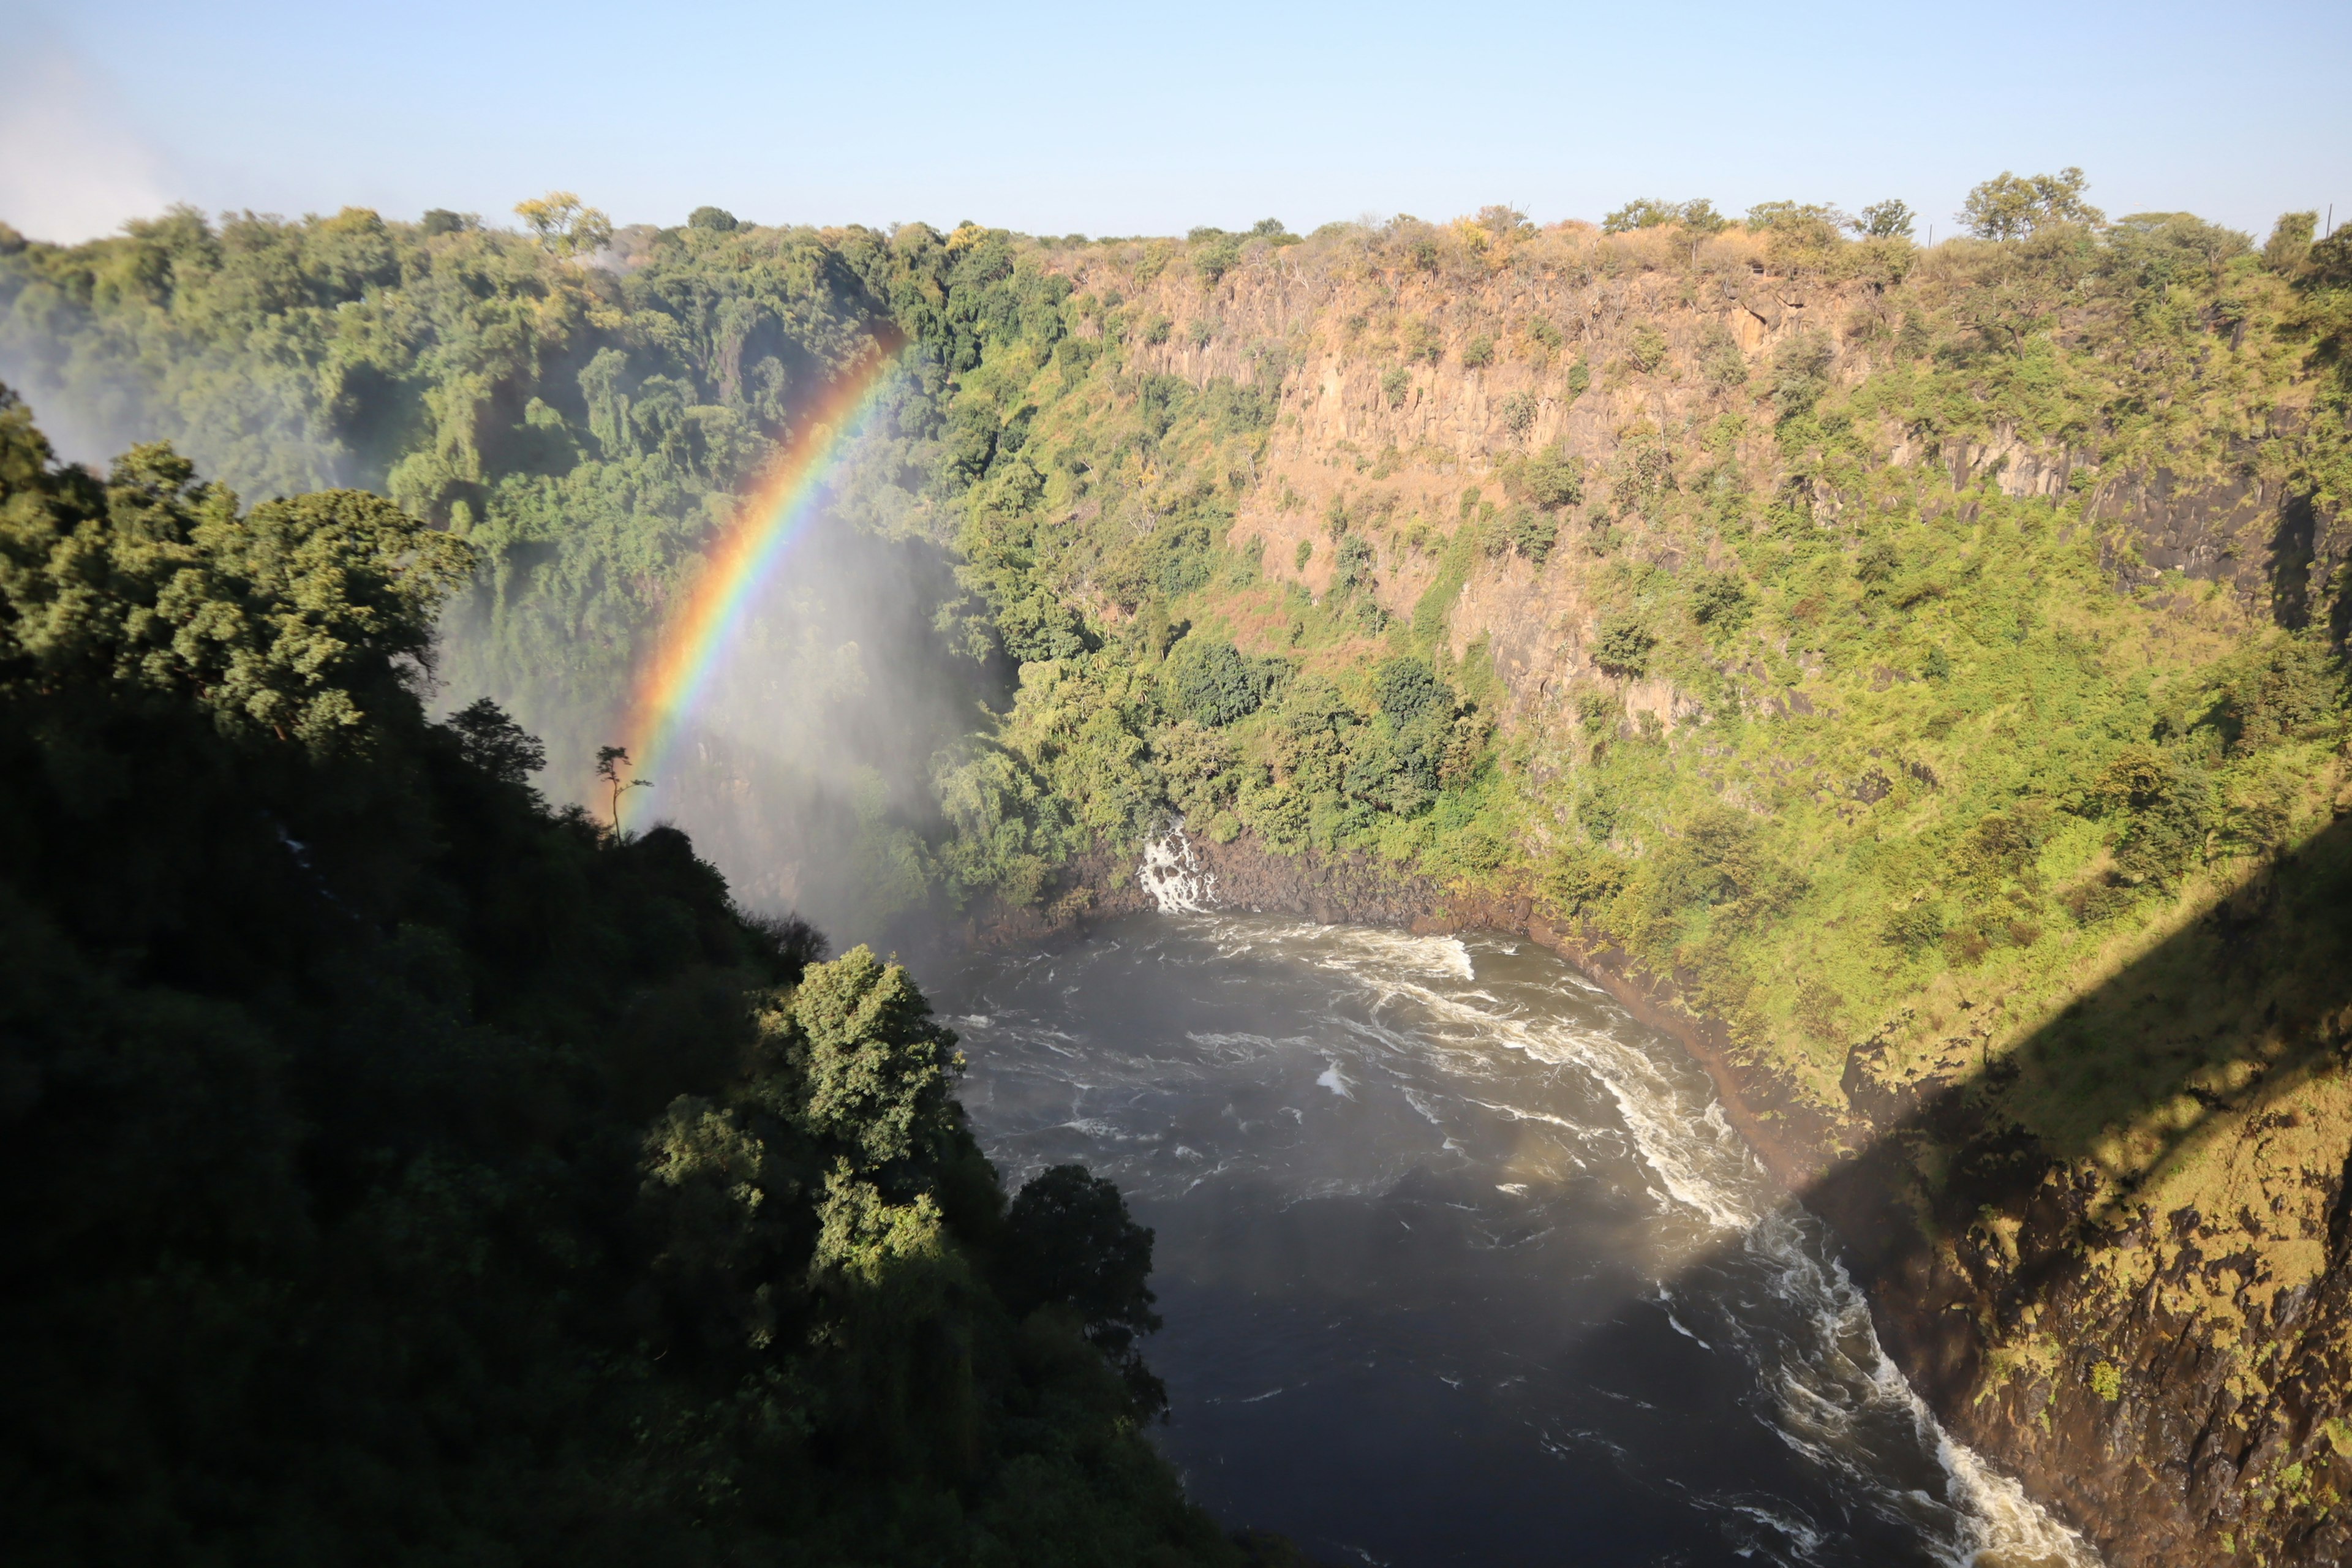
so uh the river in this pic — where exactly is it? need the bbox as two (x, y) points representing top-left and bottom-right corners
(938, 894), (2099, 1567)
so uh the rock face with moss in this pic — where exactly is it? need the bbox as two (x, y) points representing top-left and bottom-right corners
(7, 189), (2352, 1564)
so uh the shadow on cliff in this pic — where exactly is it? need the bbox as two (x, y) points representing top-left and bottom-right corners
(1792, 812), (2352, 1564)
(1810, 812), (2352, 1311)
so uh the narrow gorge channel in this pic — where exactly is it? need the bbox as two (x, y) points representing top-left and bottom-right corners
(944, 870), (2095, 1568)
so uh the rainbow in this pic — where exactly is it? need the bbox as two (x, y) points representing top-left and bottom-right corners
(621, 338), (901, 795)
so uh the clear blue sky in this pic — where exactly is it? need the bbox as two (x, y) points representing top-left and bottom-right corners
(6, 0), (2348, 244)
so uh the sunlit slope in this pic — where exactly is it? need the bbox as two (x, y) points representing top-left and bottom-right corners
(6, 192), (2351, 1559)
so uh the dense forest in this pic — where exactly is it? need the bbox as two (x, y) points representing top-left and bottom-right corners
(4, 174), (2351, 1561)
(0, 388), (1278, 1564)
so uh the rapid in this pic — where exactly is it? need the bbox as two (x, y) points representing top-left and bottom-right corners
(937, 843), (2099, 1568)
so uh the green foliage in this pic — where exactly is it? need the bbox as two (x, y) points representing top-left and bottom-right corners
(1518, 443), (1583, 509)
(2095, 745), (2215, 888)
(445, 695), (547, 785)
(1689, 570), (1751, 631)
(1498, 390), (1539, 439)
(1170, 636), (1279, 725)
(1627, 320), (1669, 373)
(1767, 330), (1834, 415)
(1603, 198), (1725, 235)
(1960, 167), (2105, 239)
(1858, 200), (1916, 239)
(0, 404), (1235, 1568)
(1593, 613), (1657, 677)
(1461, 332), (1495, 369)
(1333, 531), (1378, 594)
(0, 410), (473, 750)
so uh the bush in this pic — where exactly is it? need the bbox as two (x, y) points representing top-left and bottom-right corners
(2216, 633), (2343, 753)
(1627, 321), (1668, 374)
(1768, 330), (1834, 414)
(2094, 746), (2214, 886)
(1461, 333), (1496, 369)
(1333, 533), (1376, 595)
(1960, 167), (2103, 239)
(1507, 505), (1558, 565)
(1520, 444), (1583, 509)
(1498, 391), (1539, 439)
(1594, 614), (1657, 677)
(1374, 657), (1452, 726)
(1697, 324), (1747, 390)
(1382, 366), (1412, 407)
(1882, 900), (1948, 955)
(1690, 571), (1750, 630)
(1170, 637), (1280, 725)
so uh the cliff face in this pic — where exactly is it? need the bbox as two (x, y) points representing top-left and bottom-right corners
(1017, 815), (2352, 1567)
(959, 213), (2352, 1559)
(1812, 812), (2352, 1568)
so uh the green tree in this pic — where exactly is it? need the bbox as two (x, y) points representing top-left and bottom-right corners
(514, 189), (614, 255)
(1959, 167), (2104, 239)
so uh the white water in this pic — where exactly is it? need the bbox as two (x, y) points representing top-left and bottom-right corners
(1281, 916), (2095, 1567)
(1139, 827), (1215, 912)
(946, 867), (2100, 1567)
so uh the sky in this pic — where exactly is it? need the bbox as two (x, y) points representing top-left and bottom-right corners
(4, 0), (2349, 245)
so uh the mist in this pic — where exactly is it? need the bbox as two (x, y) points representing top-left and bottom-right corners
(415, 418), (1005, 959)
(579, 507), (1003, 952)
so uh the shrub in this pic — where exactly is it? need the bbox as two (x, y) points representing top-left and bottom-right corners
(1768, 330), (1834, 414)
(1374, 657), (1452, 725)
(1627, 321), (1669, 374)
(1697, 323), (1747, 389)
(2094, 746), (2214, 887)
(1594, 614), (1657, 677)
(1548, 841), (1629, 912)
(1498, 391), (1539, 439)
(1507, 505), (1558, 565)
(1462, 333), (1496, 369)
(1882, 900), (1948, 956)
(2215, 632), (2343, 753)
(1520, 444), (1583, 509)
(1191, 233), (1243, 283)
(1333, 533), (1376, 595)
(1690, 571), (1750, 630)
(1857, 199), (1914, 238)
(1382, 366), (1412, 407)
(1602, 198), (1725, 235)
(1294, 538), (1313, 571)
(1171, 638), (1278, 725)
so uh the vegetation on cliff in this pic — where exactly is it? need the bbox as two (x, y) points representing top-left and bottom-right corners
(6, 176), (2352, 1560)
(0, 388), (1244, 1566)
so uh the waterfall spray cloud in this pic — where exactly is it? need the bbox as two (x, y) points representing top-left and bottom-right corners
(621, 340), (901, 796)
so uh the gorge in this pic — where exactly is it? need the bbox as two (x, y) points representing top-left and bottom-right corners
(2, 182), (2348, 1566)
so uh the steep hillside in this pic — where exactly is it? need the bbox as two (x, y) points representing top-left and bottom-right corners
(6, 188), (2351, 1563)
(0, 391), (1253, 1567)
(908, 203), (2352, 1564)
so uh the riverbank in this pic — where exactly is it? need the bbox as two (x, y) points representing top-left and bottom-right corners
(963, 828), (2342, 1567)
